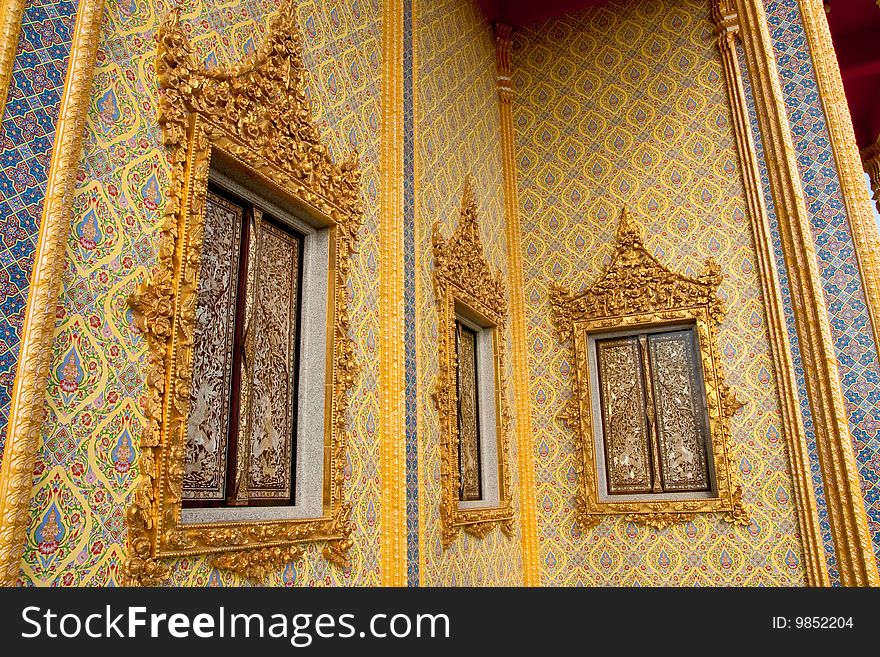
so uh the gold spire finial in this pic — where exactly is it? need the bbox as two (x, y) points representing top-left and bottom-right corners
(615, 206), (642, 247)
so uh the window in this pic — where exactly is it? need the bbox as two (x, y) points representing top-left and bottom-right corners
(591, 325), (714, 500)
(180, 168), (332, 525)
(432, 177), (515, 546)
(548, 208), (748, 530)
(127, 6), (362, 583)
(453, 312), (501, 508)
(183, 185), (304, 508)
(456, 319), (482, 501)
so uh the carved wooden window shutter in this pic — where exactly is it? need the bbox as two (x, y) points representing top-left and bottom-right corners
(595, 328), (712, 496)
(183, 188), (303, 508)
(433, 176), (515, 547)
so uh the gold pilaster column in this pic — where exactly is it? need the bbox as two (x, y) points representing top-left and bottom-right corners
(798, 0), (880, 385)
(861, 139), (880, 217)
(0, 0), (106, 587)
(710, 0), (829, 586)
(0, 0), (24, 122)
(734, 0), (879, 586)
(379, 0), (407, 586)
(495, 23), (540, 587)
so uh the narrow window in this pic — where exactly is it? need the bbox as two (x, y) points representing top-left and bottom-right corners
(183, 185), (303, 508)
(595, 326), (712, 497)
(456, 320), (482, 502)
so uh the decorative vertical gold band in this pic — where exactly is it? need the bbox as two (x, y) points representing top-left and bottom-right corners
(379, 0), (408, 586)
(735, 0), (879, 586)
(0, 0), (24, 123)
(495, 23), (540, 586)
(412, 0), (428, 586)
(798, 0), (880, 375)
(710, 0), (829, 586)
(0, 0), (106, 587)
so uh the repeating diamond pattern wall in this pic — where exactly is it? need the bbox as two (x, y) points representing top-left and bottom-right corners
(20, 0), (383, 587)
(512, 0), (806, 585)
(416, 0), (524, 585)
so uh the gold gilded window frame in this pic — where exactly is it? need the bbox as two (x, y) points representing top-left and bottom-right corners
(432, 177), (515, 547)
(124, 4), (362, 584)
(550, 208), (749, 530)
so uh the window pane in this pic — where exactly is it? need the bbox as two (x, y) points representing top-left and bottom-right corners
(596, 336), (653, 494)
(456, 321), (482, 501)
(648, 330), (711, 492)
(247, 220), (301, 502)
(183, 191), (243, 501)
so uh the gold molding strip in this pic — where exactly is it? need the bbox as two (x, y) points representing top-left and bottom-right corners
(412, 0), (428, 586)
(380, 0), (407, 587)
(710, 0), (829, 587)
(495, 23), (540, 586)
(799, 0), (880, 378)
(0, 0), (24, 122)
(735, 0), (879, 586)
(0, 0), (105, 587)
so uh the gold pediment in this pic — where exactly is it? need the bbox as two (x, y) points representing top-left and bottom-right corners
(550, 208), (747, 530)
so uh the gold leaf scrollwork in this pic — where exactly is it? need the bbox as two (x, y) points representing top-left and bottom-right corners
(626, 513), (696, 530)
(208, 545), (305, 584)
(549, 208), (749, 530)
(124, 1), (362, 584)
(432, 176), (515, 547)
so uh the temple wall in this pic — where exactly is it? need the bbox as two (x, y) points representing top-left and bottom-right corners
(4, 0), (875, 588)
(512, 0), (807, 585)
(0, 0), (79, 471)
(415, 0), (524, 585)
(761, 0), (880, 577)
(19, 0), (383, 586)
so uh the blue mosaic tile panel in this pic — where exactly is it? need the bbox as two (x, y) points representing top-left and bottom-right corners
(0, 0), (78, 469)
(403, 0), (419, 587)
(765, 0), (880, 566)
(737, 41), (838, 584)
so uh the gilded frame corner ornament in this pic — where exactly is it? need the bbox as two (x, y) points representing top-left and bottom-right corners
(549, 208), (749, 531)
(432, 177), (515, 548)
(123, 3), (362, 585)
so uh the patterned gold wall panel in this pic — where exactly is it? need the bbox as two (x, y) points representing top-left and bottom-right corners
(416, 0), (524, 585)
(512, 0), (806, 585)
(20, 0), (382, 586)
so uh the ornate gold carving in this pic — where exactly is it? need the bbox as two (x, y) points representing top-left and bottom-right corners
(735, 0), (879, 586)
(494, 23), (540, 585)
(432, 177), (515, 547)
(626, 513), (696, 530)
(456, 323), (482, 501)
(380, 0), (407, 587)
(123, 2), (362, 585)
(0, 0), (105, 587)
(710, 0), (829, 586)
(208, 544), (304, 583)
(549, 208), (748, 529)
